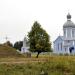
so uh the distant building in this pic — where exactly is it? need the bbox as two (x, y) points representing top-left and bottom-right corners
(21, 37), (29, 53)
(54, 13), (75, 54)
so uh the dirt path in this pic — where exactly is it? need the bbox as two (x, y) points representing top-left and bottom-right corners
(0, 60), (47, 64)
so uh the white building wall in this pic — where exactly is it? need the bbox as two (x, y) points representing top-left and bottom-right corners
(54, 36), (65, 54)
(21, 37), (29, 53)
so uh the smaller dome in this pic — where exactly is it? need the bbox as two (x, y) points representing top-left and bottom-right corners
(63, 20), (75, 28)
(67, 13), (71, 20)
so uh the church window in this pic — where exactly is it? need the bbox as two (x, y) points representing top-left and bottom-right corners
(58, 43), (59, 51)
(72, 30), (74, 37)
(67, 40), (70, 43)
(61, 43), (62, 50)
(64, 29), (66, 37)
(65, 48), (66, 52)
(64, 30), (65, 36)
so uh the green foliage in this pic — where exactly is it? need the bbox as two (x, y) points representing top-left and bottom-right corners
(28, 21), (51, 57)
(14, 41), (23, 51)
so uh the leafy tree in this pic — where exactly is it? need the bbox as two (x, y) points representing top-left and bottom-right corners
(3, 41), (13, 47)
(14, 41), (23, 51)
(28, 21), (52, 58)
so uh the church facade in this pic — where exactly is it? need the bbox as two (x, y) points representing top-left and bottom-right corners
(54, 13), (75, 54)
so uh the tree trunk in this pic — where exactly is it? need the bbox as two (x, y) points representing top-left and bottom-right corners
(36, 52), (40, 58)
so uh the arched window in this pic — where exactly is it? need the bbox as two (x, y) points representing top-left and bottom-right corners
(72, 29), (74, 37)
(64, 29), (66, 37)
(58, 43), (59, 51)
(72, 29), (75, 37)
(65, 48), (66, 52)
(61, 43), (62, 50)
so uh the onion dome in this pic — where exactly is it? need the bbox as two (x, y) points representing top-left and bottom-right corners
(67, 13), (71, 20)
(63, 13), (75, 28)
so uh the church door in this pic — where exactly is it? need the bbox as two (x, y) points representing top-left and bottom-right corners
(69, 47), (74, 54)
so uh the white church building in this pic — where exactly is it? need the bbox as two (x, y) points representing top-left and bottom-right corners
(54, 13), (75, 54)
(21, 37), (29, 53)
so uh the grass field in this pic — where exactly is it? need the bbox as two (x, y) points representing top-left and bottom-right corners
(0, 55), (75, 75)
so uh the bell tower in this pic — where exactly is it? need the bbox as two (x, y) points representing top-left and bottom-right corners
(63, 13), (75, 38)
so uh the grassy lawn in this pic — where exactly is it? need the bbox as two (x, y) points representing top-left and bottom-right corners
(0, 55), (75, 75)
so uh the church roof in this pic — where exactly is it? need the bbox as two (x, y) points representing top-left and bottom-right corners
(53, 36), (63, 43)
(63, 20), (75, 28)
(63, 13), (75, 28)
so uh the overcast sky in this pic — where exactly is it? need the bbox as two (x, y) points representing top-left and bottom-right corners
(0, 0), (75, 44)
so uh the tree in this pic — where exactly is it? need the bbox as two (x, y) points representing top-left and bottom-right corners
(28, 21), (52, 58)
(14, 41), (23, 51)
(3, 41), (13, 47)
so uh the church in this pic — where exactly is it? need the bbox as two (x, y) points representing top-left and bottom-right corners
(21, 37), (29, 53)
(54, 13), (75, 54)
